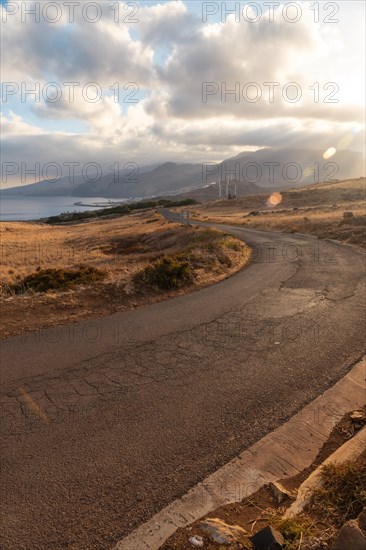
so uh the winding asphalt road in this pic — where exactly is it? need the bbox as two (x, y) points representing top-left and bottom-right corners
(1, 215), (365, 549)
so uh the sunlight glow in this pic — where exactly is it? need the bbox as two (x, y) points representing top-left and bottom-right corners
(267, 192), (282, 208)
(323, 147), (337, 160)
(337, 134), (354, 149)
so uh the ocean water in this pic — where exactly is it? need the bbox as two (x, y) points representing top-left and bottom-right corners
(0, 196), (127, 221)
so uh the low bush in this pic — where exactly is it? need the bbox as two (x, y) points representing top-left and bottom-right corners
(10, 266), (105, 294)
(134, 256), (194, 290)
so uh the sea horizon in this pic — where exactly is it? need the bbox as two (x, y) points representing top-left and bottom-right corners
(0, 195), (129, 222)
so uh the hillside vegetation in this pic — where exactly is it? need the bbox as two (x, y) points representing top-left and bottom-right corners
(187, 178), (366, 247)
(0, 211), (250, 339)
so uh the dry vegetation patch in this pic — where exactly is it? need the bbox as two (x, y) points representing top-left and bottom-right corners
(186, 178), (366, 248)
(308, 457), (366, 529)
(8, 266), (106, 294)
(0, 211), (250, 339)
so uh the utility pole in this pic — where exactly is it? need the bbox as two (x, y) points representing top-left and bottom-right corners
(229, 174), (234, 198)
(182, 210), (191, 226)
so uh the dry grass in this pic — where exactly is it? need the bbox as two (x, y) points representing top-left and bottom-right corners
(9, 266), (106, 294)
(309, 455), (366, 528)
(182, 177), (366, 248)
(0, 210), (250, 339)
(0, 210), (166, 286)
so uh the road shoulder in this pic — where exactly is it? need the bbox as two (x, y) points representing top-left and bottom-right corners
(115, 356), (365, 550)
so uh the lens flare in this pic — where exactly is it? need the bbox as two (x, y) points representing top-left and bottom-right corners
(323, 147), (336, 160)
(337, 134), (354, 149)
(267, 192), (282, 207)
(303, 165), (314, 179)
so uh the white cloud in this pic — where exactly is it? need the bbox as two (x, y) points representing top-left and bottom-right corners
(1, 1), (155, 85)
(139, 1), (195, 44)
(1, 111), (45, 137)
(149, 5), (363, 123)
(1, 0), (365, 184)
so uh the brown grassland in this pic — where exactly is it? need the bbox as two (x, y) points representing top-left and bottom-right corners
(0, 210), (250, 339)
(184, 177), (366, 248)
(1, 177), (364, 340)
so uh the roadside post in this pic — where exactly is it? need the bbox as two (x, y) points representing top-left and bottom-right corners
(182, 210), (191, 226)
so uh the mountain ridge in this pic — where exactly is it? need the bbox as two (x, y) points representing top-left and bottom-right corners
(1, 148), (364, 199)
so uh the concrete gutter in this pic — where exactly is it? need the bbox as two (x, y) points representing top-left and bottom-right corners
(285, 425), (366, 518)
(114, 356), (365, 550)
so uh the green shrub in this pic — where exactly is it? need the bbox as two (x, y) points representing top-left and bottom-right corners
(134, 256), (194, 290)
(276, 518), (311, 549)
(10, 266), (105, 294)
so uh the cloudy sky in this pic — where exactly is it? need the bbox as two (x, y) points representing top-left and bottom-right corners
(1, 0), (365, 186)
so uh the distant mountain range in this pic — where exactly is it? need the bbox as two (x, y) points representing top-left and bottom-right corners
(1, 148), (364, 199)
(220, 148), (365, 188)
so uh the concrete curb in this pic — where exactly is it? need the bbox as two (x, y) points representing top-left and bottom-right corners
(284, 425), (366, 518)
(114, 356), (365, 550)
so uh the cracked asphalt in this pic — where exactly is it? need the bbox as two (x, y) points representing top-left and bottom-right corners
(1, 219), (365, 549)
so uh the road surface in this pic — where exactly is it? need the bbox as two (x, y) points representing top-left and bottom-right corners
(1, 216), (365, 549)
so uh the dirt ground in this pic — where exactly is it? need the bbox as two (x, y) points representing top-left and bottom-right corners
(0, 210), (250, 339)
(161, 406), (366, 550)
(184, 178), (366, 248)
